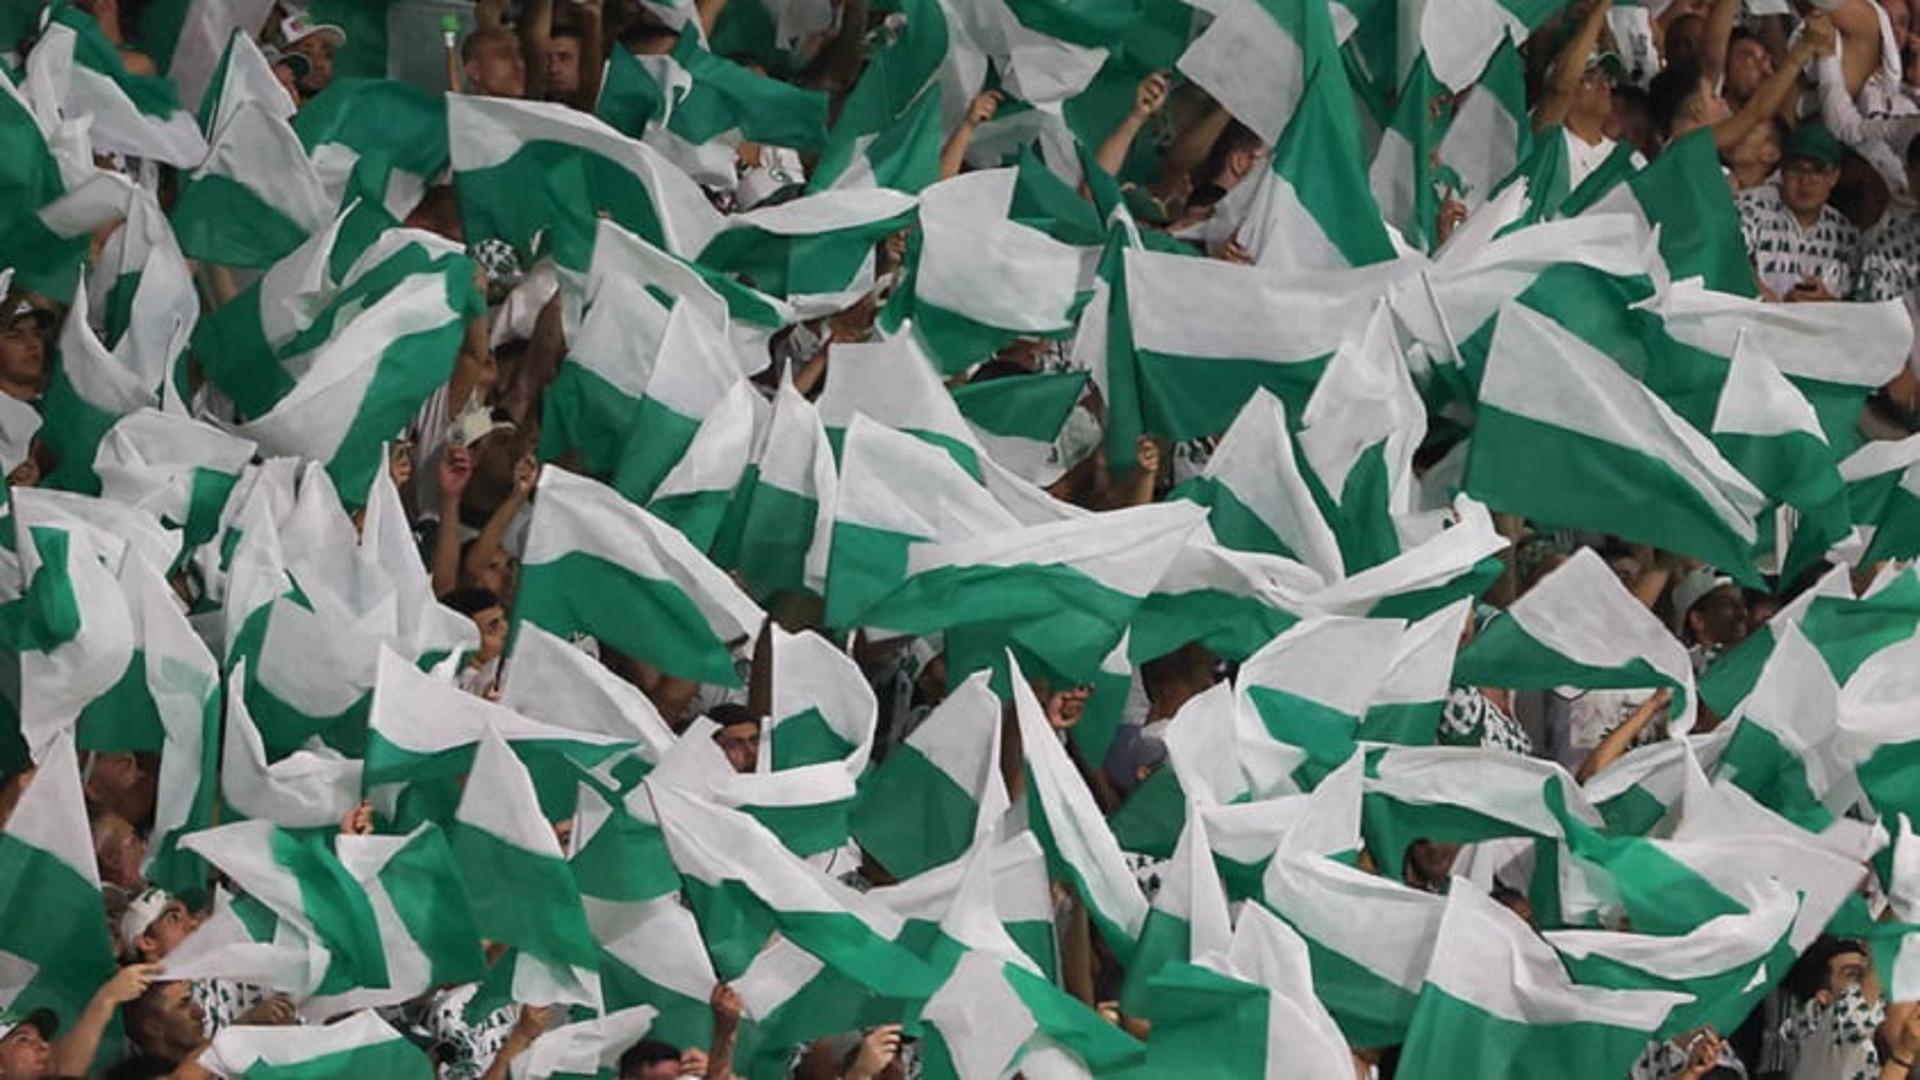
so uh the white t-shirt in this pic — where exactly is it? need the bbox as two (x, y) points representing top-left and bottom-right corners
(1564, 129), (1621, 191)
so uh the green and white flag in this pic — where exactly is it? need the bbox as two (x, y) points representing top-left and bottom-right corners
(130, 541), (223, 898)
(88, 186), (200, 401)
(869, 831), (1058, 982)
(1369, 56), (1451, 253)
(724, 371), (836, 599)
(1119, 802), (1234, 1013)
(1398, 878), (1689, 1080)
(1547, 882), (1797, 1039)
(447, 93), (724, 270)
(509, 1004), (661, 1080)
(1129, 535), (1319, 665)
(451, 731), (603, 1008)
(696, 187), (918, 314)
(0, 731), (117, 1025)
(179, 819), (391, 997)
(363, 647), (633, 821)
(24, 6), (206, 166)
(294, 78), (448, 223)
(596, 32), (828, 188)
(807, 0), (947, 193)
(199, 1009), (432, 1079)
(1259, 847), (1446, 1048)
(1241, 616), (1407, 793)
(1581, 728), (1732, 837)
(172, 91), (332, 269)
(1574, 127), (1755, 296)
(859, 499), (1205, 681)
(295, 824), (489, 1019)
(236, 256), (480, 506)
(1010, 651), (1148, 959)
(919, 945), (1145, 1080)
(822, 415), (1015, 629)
(647, 780), (942, 997)
(1171, 387), (1343, 579)
(851, 669), (1007, 880)
(613, 303), (762, 503)
(647, 378), (763, 553)
(1453, 547), (1695, 725)
(1711, 334), (1847, 576)
(1466, 301), (1768, 578)
(1836, 631), (1920, 830)
(1837, 432), (1920, 565)
(177, 10), (286, 121)
(43, 270), (163, 493)
(1362, 598), (1472, 745)
(517, 466), (764, 687)
(1176, 0), (1315, 145)
(1171, 901), (1357, 1080)
(815, 333), (985, 476)
(1297, 300), (1426, 572)
(9, 492), (138, 754)
(1435, 39), (1530, 214)
(1112, 247), (1406, 463)
(95, 409), (256, 548)
(1695, 562), (1856, 717)
(1231, 0), (1397, 273)
(950, 369), (1090, 487)
(582, 889), (716, 1050)
(1714, 622), (1854, 825)
(895, 168), (1093, 374)
(221, 658), (362, 829)
(500, 624), (679, 764)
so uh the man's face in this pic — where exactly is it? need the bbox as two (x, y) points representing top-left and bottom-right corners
(151, 981), (206, 1047)
(1575, 66), (1616, 123)
(86, 752), (157, 828)
(1688, 586), (1750, 648)
(545, 36), (581, 96)
(94, 813), (147, 891)
(1726, 38), (1774, 100)
(289, 36), (335, 93)
(467, 38), (527, 99)
(0, 1024), (50, 1080)
(466, 547), (517, 601)
(714, 722), (760, 774)
(472, 605), (509, 664)
(139, 900), (200, 961)
(1781, 157), (1841, 216)
(0, 319), (46, 394)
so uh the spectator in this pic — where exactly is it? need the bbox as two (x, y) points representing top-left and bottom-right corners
(278, 13), (344, 96)
(1738, 122), (1861, 300)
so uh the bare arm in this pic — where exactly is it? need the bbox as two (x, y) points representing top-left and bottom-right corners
(705, 985), (743, 1080)
(805, 0), (868, 98)
(698, 0), (729, 37)
(1575, 689), (1671, 784)
(468, 455), (536, 585)
(1095, 72), (1169, 178)
(478, 1007), (546, 1080)
(431, 446), (473, 597)
(577, 0), (607, 107)
(1713, 23), (1825, 153)
(522, 0), (556, 98)
(941, 91), (1001, 178)
(51, 965), (160, 1076)
(1534, 0), (1611, 131)
(1699, 0), (1740, 92)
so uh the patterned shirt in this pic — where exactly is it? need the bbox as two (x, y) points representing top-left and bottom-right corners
(420, 983), (520, 1080)
(1438, 687), (1533, 756)
(1780, 985), (1884, 1080)
(191, 979), (269, 1038)
(1629, 1037), (1748, 1079)
(1736, 184), (1860, 299)
(1857, 206), (1920, 301)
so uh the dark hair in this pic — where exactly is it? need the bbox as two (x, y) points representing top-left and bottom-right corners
(969, 358), (1029, 384)
(105, 1057), (179, 1080)
(619, 1039), (682, 1072)
(1646, 61), (1703, 139)
(1785, 935), (1867, 1001)
(443, 586), (504, 617)
(1139, 642), (1211, 704)
(708, 702), (761, 730)
(1191, 120), (1263, 199)
(1905, 130), (1920, 170)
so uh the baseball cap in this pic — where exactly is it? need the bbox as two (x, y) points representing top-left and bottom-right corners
(446, 405), (515, 449)
(0, 1006), (58, 1043)
(5, 297), (54, 332)
(1670, 566), (1736, 634)
(280, 13), (346, 48)
(261, 44), (312, 80)
(1784, 123), (1844, 167)
(118, 886), (174, 959)
(1586, 50), (1627, 81)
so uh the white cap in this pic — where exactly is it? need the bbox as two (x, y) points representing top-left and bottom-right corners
(280, 13), (346, 48)
(118, 887), (173, 959)
(1670, 566), (1736, 635)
